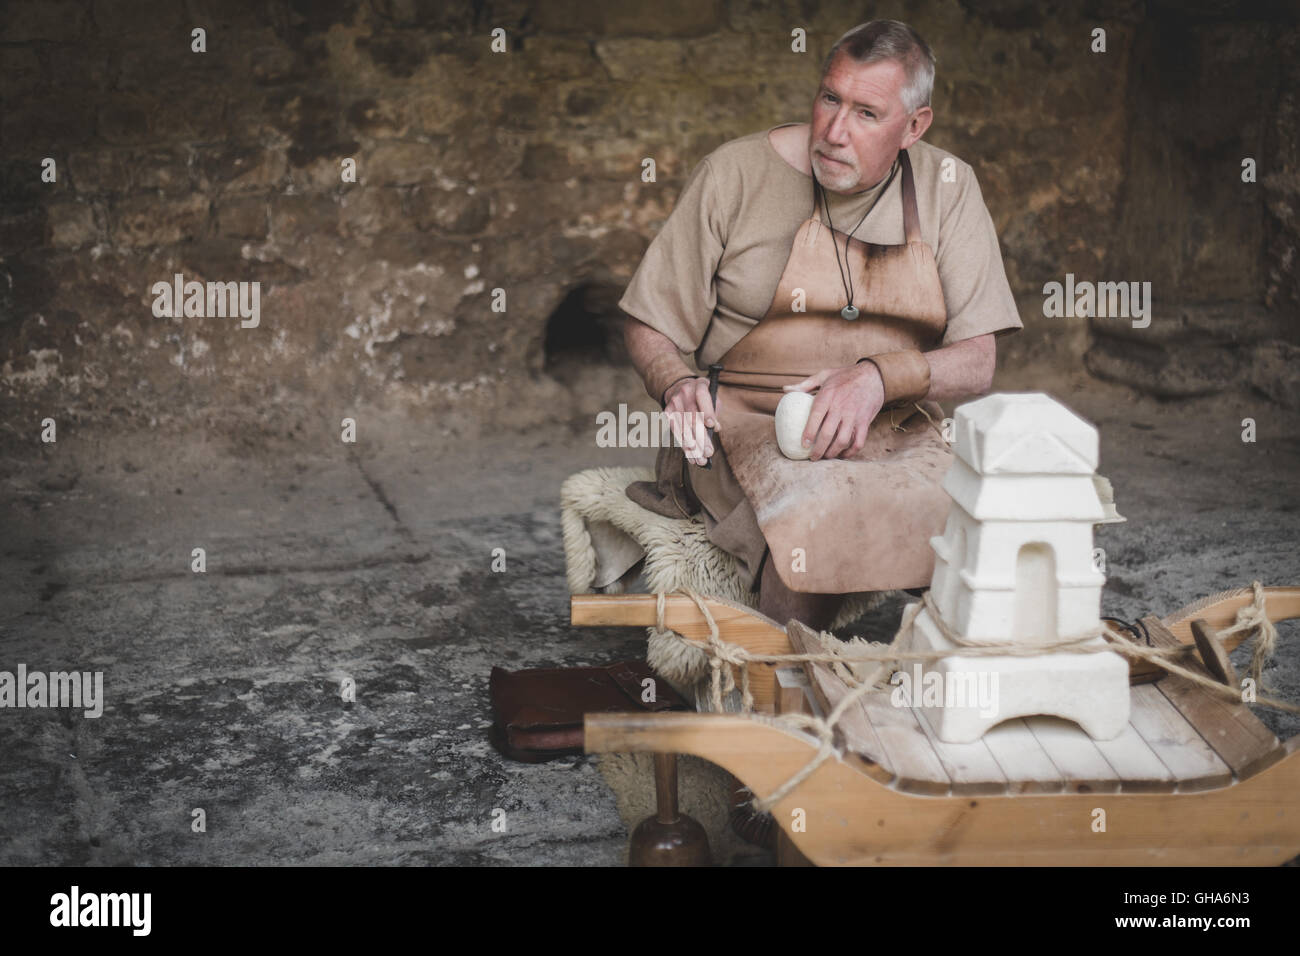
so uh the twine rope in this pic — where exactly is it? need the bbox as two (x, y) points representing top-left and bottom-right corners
(653, 582), (1296, 811)
(891, 400), (948, 442)
(1216, 581), (1279, 690)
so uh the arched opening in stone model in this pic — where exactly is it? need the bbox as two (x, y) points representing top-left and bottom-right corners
(1012, 542), (1057, 640)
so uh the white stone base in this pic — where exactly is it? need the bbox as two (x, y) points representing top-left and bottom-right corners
(905, 605), (1130, 743)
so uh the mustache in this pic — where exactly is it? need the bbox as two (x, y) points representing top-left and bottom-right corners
(816, 148), (854, 166)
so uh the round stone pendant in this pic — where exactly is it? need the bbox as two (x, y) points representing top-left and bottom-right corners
(840, 304), (859, 320)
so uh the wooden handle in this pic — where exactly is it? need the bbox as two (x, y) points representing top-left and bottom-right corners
(1190, 619), (1238, 687)
(653, 753), (679, 823)
(570, 593), (785, 639)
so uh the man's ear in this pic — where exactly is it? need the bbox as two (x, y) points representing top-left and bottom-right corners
(900, 107), (934, 149)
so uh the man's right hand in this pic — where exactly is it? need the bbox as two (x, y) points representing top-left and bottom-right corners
(663, 376), (720, 467)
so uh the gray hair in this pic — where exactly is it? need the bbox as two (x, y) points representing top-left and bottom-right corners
(820, 20), (936, 115)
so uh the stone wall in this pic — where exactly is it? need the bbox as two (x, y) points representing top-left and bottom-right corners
(1, 0), (1296, 442)
(1084, 1), (1299, 405)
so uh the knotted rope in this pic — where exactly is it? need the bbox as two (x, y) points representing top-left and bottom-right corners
(653, 582), (1296, 811)
(1217, 581), (1279, 690)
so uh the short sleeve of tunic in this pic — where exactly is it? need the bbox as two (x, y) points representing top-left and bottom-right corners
(936, 162), (1023, 346)
(617, 157), (727, 357)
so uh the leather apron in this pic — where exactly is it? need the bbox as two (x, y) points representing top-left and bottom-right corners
(710, 148), (952, 594)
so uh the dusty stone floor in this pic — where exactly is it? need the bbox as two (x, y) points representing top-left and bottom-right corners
(2, 367), (1298, 866)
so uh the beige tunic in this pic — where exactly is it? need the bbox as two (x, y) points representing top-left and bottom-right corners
(618, 123), (1023, 591)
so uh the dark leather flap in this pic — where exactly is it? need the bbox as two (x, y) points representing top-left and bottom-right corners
(489, 661), (690, 736)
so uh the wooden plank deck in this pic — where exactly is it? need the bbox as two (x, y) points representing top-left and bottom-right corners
(1141, 615), (1284, 780)
(789, 619), (1278, 796)
(1125, 683), (1232, 791)
(791, 621), (968, 794)
(910, 706), (1009, 796)
(1021, 716), (1120, 794)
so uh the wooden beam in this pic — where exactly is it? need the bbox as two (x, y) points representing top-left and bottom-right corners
(570, 593), (790, 714)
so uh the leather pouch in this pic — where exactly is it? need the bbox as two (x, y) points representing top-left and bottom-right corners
(624, 442), (703, 519)
(488, 660), (691, 763)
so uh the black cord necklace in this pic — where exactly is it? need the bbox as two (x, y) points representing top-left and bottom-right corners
(815, 157), (899, 320)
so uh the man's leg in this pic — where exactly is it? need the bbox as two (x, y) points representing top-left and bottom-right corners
(757, 553), (843, 631)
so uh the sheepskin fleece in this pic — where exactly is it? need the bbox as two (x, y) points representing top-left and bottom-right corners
(562, 466), (896, 696)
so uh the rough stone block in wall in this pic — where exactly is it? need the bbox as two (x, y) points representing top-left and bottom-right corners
(68, 151), (129, 196)
(339, 189), (407, 239)
(97, 97), (154, 146)
(47, 202), (101, 249)
(432, 126), (529, 182)
(178, 239), (304, 286)
(390, 64), (483, 133)
(686, 32), (780, 80)
(111, 194), (209, 248)
(535, 0), (724, 37)
(514, 36), (604, 81)
(216, 199), (270, 240)
(408, 186), (491, 235)
(5, 103), (97, 147)
(369, 0), (478, 32)
(365, 232), (467, 275)
(0, 208), (45, 259)
(71, 148), (194, 196)
(91, 0), (189, 36)
(194, 145), (289, 194)
(590, 32), (759, 83)
(593, 39), (691, 82)
(242, 88), (359, 168)
(0, 46), (44, 96)
(363, 142), (447, 187)
(270, 195), (342, 245)
(149, 89), (233, 143)
(346, 97), (414, 140)
(488, 178), (626, 241)
(115, 42), (230, 94)
(243, 43), (307, 86)
(287, 157), (353, 192)
(132, 149), (199, 194)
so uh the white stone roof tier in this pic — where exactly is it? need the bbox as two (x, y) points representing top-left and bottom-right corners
(952, 393), (1099, 475)
(942, 459), (1107, 522)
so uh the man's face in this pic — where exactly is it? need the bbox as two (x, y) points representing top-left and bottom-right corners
(808, 52), (932, 194)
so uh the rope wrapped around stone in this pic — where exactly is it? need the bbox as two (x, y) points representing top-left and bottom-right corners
(653, 581), (1296, 813)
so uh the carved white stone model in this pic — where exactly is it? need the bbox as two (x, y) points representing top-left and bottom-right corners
(907, 392), (1130, 743)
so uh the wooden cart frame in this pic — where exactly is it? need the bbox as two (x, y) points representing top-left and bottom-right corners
(573, 587), (1300, 866)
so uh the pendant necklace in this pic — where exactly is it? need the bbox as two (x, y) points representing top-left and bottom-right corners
(816, 157), (899, 320)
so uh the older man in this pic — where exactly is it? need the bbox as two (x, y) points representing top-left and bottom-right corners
(621, 20), (1022, 631)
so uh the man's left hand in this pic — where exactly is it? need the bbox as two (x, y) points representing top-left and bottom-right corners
(784, 363), (883, 461)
